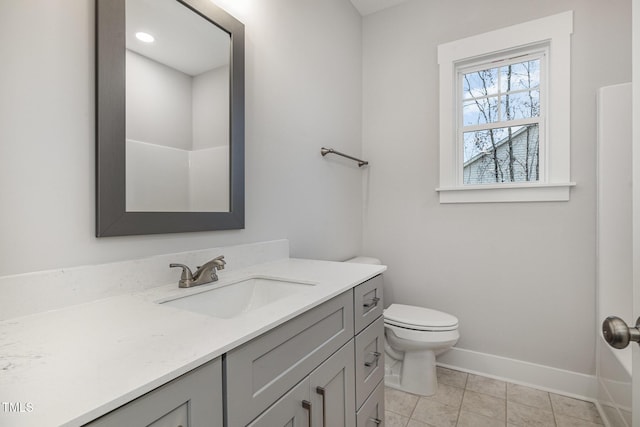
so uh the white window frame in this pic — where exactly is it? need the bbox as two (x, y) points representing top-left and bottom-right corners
(436, 11), (575, 203)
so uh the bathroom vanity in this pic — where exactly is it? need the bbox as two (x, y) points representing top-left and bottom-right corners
(88, 275), (384, 427)
(0, 251), (385, 427)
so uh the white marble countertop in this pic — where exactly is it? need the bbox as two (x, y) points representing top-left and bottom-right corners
(0, 258), (385, 427)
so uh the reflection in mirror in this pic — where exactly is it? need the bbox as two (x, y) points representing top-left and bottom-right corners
(96, 0), (244, 236)
(125, 0), (231, 212)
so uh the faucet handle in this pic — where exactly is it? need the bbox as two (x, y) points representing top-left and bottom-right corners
(169, 263), (194, 285)
(213, 255), (226, 270)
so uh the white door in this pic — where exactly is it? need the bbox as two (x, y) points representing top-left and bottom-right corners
(603, 3), (640, 425)
(634, 2), (640, 424)
(612, 0), (640, 427)
(598, 83), (633, 426)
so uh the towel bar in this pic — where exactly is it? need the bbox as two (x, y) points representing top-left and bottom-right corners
(320, 147), (368, 167)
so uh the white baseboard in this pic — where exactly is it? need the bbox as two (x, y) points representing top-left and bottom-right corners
(437, 347), (599, 401)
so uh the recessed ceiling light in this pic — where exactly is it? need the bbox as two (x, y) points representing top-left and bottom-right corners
(135, 32), (155, 43)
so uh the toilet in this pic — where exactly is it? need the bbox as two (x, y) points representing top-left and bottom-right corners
(346, 257), (460, 396)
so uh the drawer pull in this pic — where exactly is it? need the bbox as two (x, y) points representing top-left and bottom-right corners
(364, 351), (381, 367)
(363, 297), (380, 309)
(369, 417), (382, 425)
(316, 386), (326, 427)
(302, 400), (312, 427)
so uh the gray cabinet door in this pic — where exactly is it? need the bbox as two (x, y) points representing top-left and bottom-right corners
(85, 358), (222, 427)
(309, 342), (356, 427)
(247, 378), (311, 427)
(226, 291), (354, 426)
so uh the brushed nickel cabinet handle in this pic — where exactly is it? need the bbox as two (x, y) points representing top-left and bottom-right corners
(364, 351), (381, 367)
(315, 386), (326, 427)
(302, 400), (312, 427)
(363, 297), (380, 308)
(370, 417), (382, 424)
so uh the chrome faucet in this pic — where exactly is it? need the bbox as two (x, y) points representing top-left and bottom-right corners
(170, 255), (226, 288)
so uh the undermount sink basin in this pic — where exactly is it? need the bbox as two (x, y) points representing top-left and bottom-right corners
(160, 277), (315, 319)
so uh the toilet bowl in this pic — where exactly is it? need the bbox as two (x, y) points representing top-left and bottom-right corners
(384, 304), (459, 396)
(345, 256), (460, 396)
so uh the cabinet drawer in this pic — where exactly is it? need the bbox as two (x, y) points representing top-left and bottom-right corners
(84, 358), (222, 427)
(356, 380), (385, 427)
(354, 275), (384, 334)
(355, 316), (385, 409)
(246, 377), (310, 427)
(226, 291), (354, 427)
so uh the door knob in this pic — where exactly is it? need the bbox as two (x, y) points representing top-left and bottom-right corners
(602, 316), (640, 349)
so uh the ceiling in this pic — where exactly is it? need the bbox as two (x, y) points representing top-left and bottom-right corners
(349, 0), (410, 16)
(126, 0), (230, 76)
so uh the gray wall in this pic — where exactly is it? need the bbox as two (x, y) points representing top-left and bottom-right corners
(0, 0), (363, 276)
(362, 0), (631, 375)
(126, 49), (193, 150)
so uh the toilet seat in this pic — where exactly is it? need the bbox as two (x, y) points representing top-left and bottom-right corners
(384, 304), (458, 332)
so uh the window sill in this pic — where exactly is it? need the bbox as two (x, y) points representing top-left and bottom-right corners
(436, 182), (576, 204)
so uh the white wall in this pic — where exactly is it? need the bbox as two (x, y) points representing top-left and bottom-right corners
(126, 140), (190, 211)
(126, 141), (229, 212)
(189, 146), (229, 211)
(362, 0), (631, 377)
(192, 65), (229, 150)
(0, 0), (363, 276)
(127, 50), (229, 151)
(126, 49), (193, 150)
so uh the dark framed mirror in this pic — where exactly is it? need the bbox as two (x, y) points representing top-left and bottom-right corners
(96, 0), (244, 236)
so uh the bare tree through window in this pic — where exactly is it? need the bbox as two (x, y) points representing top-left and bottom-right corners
(461, 57), (541, 185)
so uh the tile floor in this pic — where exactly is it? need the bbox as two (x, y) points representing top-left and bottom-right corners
(385, 367), (604, 427)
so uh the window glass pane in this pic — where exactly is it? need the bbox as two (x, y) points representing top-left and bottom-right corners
(463, 68), (499, 99)
(463, 128), (508, 163)
(500, 59), (540, 92)
(463, 124), (539, 185)
(500, 90), (540, 120)
(462, 97), (498, 126)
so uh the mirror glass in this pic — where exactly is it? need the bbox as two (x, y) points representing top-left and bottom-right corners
(96, 0), (244, 236)
(125, 0), (230, 212)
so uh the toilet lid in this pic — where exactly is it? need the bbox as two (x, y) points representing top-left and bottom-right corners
(384, 304), (458, 331)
